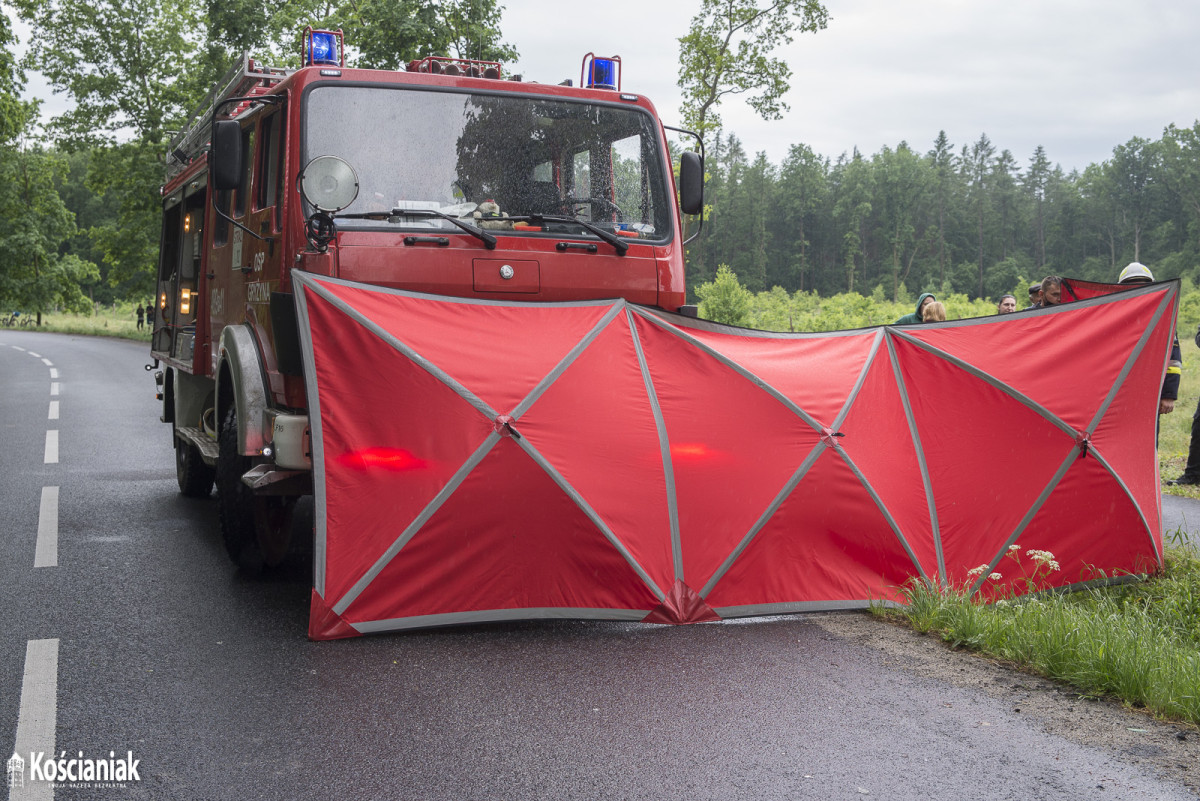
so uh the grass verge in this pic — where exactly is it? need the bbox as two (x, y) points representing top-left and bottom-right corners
(875, 539), (1200, 725)
(1, 304), (151, 342)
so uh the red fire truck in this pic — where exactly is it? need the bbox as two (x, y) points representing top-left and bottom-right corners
(151, 30), (704, 570)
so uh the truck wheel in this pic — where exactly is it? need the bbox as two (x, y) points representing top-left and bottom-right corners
(175, 431), (214, 498)
(216, 406), (295, 571)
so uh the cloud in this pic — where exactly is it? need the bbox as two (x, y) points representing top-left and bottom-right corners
(504, 0), (1200, 173)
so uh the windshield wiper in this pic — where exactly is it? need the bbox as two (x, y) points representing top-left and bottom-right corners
(336, 208), (497, 249)
(506, 214), (628, 256)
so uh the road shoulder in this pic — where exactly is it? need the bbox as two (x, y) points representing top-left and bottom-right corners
(813, 610), (1200, 794)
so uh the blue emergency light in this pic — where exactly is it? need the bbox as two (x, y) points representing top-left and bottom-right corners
(304, 28), (343, 67)
(582, 53), (621, 91)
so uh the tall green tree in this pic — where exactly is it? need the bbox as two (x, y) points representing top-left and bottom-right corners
(677, 0), (828, 142)
(0, 142), (99, 319)
(962, 133), (996, 296)
(1024, 145), (1052, 270)
(873, 142), (930, 300)
(0, 9), (31, 145)
(831, 149), (873, 293)
(1108, 136), (1160, 263)
(13, 0), (205, 297)
(926, 131), (957, 287)
(777, 142), (828, 290)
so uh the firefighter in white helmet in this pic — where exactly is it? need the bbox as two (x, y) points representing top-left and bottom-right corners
(1118, 264), (1182, 441)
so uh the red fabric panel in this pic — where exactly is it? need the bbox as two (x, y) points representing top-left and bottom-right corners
(898, 293), (1166, 432)
(297, 275), (1172, 635)
(892, 335), (1073, 587)
(516, 315), (676, 591)
(631, 315), (821, 590)
(1087, 305), (1173, 544)
(307, 294), (494, 606)
(1060, 278), (1125, 302)
(836, 347), (939, 577)
(704, 449), (918, 608)
(678, 327), (877, 424)
(978, 455), (1160, 602)
(315, 280), (617, 414)
(340, 437), (664, 625)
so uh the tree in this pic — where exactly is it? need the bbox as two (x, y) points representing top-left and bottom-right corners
(962, 133), (996, 296)
(0, 9), (31, 145)
(926, 131), (957, 287)
(1108, 136), (1160, 263)
(1024, 145), (1052, 270)
(873, 143), (931, 300)
(13, 0), (206, 298)
(205, 0), (517, 71)
(831, 149), (873, 293)
(696, 265), (753, 325)
(677, 0), (828, 142)
(0, 142), (99, 319)
(777, 143), (828, 291)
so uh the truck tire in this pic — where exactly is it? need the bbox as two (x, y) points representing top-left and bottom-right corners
(175, 432), (214, 498)
(216, 405), (295, 571)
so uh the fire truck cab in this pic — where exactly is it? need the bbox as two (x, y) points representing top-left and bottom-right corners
(152, 31), (703, 569)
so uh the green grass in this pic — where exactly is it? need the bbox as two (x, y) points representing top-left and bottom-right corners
(877, 542), (1200, 724)
(1, 304), (151, 342)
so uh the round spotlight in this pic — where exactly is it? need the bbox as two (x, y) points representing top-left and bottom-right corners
(299, 155), (360, 212)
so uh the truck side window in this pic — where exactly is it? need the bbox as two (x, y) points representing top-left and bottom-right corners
(233, 127), (255, 219)
(257, 112), (285, 230)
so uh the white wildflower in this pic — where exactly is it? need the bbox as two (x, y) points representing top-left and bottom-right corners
(966, 565), (987, 577)
(989, 573), (1003, 581)
(1008, 544), (1020, 552)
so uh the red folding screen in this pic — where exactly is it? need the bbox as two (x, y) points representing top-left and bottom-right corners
(293, 274), (1177, 639)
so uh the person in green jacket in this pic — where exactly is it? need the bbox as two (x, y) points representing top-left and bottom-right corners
(895, 293), (936, 325)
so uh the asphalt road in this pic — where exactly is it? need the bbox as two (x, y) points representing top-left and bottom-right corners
(1, 330), (1197, 800)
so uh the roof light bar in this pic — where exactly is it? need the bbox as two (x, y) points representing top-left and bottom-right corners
(581, 53), (621, 91)
(304, 27), (344, 67)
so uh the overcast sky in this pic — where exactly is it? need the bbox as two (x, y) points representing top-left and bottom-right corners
(504, 0), (1200, 174)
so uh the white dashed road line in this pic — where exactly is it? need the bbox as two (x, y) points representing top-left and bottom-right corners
(40, 358), (52, 366)
(43, 431), (58, 465)
(35, 487), (58, 569)
(9, 638), (59, 801)
(47, 401), (58, 420)
(49, 383), (59, 397)
(48, 368), (57, 379)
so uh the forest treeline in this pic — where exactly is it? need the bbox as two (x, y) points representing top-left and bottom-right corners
(685, 125), (1200, 304)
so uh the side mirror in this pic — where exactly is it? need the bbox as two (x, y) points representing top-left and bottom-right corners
(679, 151), (703, 216)
(210, 120), (243, 192)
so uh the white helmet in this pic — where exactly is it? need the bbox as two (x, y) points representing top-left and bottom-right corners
(1118, 262), (1154, 284)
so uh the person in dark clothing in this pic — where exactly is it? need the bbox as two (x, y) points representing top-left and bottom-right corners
(136, 304), (144, 330)
(1024, 282), (1042, 310)
(895, 293), (936, 325)
(1115, 263), (1181, 459)
(1170, 322), (1200, 484)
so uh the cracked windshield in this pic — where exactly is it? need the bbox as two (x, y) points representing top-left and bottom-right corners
(304, 86), (671, 240)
